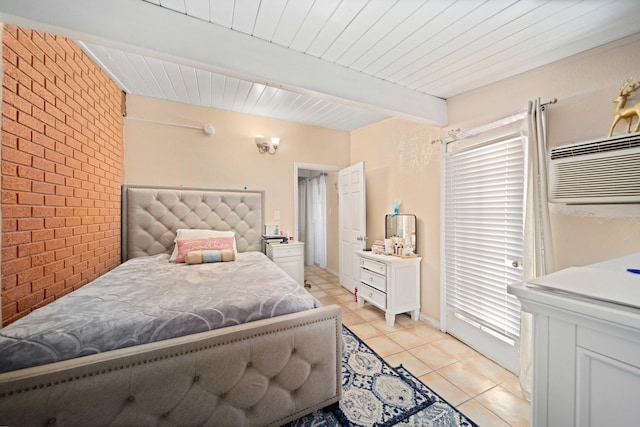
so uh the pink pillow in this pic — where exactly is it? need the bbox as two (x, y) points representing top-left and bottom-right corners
(174, 237), (235, 263)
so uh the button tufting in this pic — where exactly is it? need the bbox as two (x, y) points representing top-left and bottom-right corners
(246, 361), (252, 368)
(219, 393), (226, 399)
(161, 412), (170, 418)
(47, 418), (56, 426)
(127, 395), (135, 403)
(193, 375), (200, 383)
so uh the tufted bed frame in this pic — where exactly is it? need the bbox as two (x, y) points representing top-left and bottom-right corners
(0, 185), (342, 426)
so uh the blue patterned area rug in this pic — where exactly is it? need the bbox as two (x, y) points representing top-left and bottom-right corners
(288, 326), (478, 427)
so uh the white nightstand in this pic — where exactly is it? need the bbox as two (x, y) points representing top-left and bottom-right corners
(266, 242), (305, 286)
(356, 250), (422, 327)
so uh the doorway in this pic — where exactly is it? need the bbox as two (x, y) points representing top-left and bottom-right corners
(293, 163), (340, 275)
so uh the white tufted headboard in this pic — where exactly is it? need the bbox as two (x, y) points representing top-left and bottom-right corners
(122, 185), (264, 261)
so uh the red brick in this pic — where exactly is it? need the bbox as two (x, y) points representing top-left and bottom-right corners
(17, 191), (44, 205)
(32, 181), (56, 195)
(18, 218), (44, 231)
(2, 117), (32, 140)
(3, 257), (31, 275)
(2, 25), (124, 325)
(3, 283), (31, 302)
(44, 194), (65, 206)
(17, 165), (44, 181)
(17, 265), (44, 284)
(17, 138), (45, 157)
(32, 229), (55, 242)
(2, 176), (31, 192)
(18, 291), (44, 312)
(31, 252), (55, 267)
(31, 206), (55, 218)
(17, 84), (45, 111)
(3, 89), (32, 115)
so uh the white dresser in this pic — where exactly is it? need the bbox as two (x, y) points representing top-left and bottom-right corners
(266, 242), (304, 286)
(356, 250), (421, 327)
(508, 252), (640, 427)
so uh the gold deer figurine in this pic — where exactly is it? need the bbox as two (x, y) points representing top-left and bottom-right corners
(609, 77), (640, 137)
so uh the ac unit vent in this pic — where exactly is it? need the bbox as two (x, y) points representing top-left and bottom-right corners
(548, 133), (640, 204)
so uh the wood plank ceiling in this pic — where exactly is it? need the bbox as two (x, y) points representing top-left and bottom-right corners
(3, 0), (640, 131)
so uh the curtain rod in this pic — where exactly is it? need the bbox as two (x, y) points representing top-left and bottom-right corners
(125, 116), (216, 135)
(431, 98), (557, 144)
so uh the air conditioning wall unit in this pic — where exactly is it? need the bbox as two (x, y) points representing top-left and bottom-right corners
(548, 132), (640, 204)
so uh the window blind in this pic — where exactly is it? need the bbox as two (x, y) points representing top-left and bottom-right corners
(443, 133), (524, 344)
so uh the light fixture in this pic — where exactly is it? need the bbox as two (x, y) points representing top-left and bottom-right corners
(255, 135), (280, 155)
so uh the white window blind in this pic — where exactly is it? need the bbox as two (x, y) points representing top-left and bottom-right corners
(443, 133), (524, 347)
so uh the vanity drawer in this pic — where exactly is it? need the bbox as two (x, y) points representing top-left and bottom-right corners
(360, 268), (386, 293)
(358, 283), (386, 310)
(359, 257), (386, 276)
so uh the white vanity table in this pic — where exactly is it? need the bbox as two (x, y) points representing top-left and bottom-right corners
(508, 252), (640, 427)
(266, 242), (304, 286)
(356, 250), (421, 327)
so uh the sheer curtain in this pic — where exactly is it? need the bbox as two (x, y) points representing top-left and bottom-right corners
(314, 174), (327, 268)
(520, 98), (555, 397)
(304, 179), (315, 266)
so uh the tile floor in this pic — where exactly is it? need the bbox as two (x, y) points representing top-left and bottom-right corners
(304, 265), (531, 427)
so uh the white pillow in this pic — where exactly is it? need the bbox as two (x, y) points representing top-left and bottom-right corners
(169, 229), (237, 262)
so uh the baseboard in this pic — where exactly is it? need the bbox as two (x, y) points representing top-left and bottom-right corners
(419, 313), (440, 330)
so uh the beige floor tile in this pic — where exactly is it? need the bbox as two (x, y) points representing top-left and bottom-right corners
(500, 375), (530, 401)
(406, 324), (448, 342)
(410, 343), (459, 370)
(341, 312), (366, 327)
(336, 303), (353, 313)
(308, 289), (328, 298)
(438, 361), (496, 397)
(431, 336), (478, 360)
(321, 287), (345, 296)
(418, 371), (471, 407)
(386, 329), (426, 350)
(356, 308), (385, 322)
(363, 336), (404, 357)
(457, 399), (511, 427)
(474, 386), (531, 427)
(393, 313), (418, 327)
(334, 293), (355, 303)
(462, 354), (514, 384)
(369, 318), (408, 334)
(316, 295), (342, 306)
(348, 322), (383, 339)
(384, 351), (432, 377)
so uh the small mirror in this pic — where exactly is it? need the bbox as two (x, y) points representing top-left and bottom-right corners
(385, 214), (417, 254)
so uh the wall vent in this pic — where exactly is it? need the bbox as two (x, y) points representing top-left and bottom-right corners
(548, 132), (640, 204)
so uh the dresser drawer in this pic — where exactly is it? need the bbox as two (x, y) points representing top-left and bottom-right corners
(358, 283), (386, 310)
(267, 243), (303, 259)
(359, 268), (386, 293)
(359, 257), (386, 276)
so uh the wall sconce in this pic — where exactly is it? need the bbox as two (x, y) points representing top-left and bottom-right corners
(255, 135), (280, 155)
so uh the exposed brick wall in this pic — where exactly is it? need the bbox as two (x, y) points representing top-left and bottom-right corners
(1, 25), (124, 325)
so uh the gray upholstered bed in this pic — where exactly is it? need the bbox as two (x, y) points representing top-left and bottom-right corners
(0, 185), (342, 426)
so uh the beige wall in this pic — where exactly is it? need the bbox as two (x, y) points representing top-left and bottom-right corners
(124, 95), (350, 274)
(352, 33), (640, 323)
(350, 119), (441, 320)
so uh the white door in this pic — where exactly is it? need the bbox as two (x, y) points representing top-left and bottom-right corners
(339, 162), (366, 293)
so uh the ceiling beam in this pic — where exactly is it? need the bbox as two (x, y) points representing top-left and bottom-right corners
(0, 0), (448, 126)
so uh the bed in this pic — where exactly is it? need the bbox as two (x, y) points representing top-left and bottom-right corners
(0, 185), (342, 426)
